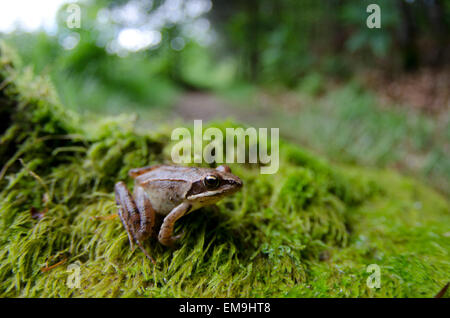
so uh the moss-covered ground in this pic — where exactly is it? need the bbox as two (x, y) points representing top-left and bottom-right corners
(0, 43), (448, 297)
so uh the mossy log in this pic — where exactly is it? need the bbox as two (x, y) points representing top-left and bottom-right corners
(0, 43), (448, 297)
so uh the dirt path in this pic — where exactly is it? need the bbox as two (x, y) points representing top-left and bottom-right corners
(170, 91), (277, 125)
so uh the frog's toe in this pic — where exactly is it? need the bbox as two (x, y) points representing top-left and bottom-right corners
(136, 240), (156, 264)
(173, 231), (185, 241)
(158, 232), (184, 248)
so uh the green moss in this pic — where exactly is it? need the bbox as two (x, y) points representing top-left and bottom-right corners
(0, 42), (449, 297)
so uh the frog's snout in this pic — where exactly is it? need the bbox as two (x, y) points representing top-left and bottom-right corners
(228, 175), (243, 192)
(235, 177), (243, 188)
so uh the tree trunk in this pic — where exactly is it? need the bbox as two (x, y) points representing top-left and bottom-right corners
(397, 0), (419, 71)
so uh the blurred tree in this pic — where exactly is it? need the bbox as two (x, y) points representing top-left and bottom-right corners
(2, 0), (448, 96)
(397, 0), (419, 70)
(211, 0), (449, 83)
(421, 0), (448, 67)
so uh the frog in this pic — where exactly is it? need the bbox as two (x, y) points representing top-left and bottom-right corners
(114, 164), (243, 263)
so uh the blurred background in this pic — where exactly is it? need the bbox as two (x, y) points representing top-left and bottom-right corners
(1, 0), (449, 195)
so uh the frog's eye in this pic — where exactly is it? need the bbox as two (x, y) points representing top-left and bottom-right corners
(204, 175), (220, 188)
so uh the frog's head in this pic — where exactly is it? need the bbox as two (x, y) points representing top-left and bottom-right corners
(186, 165), (243, 206)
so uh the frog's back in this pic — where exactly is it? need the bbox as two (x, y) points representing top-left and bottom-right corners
(135, 165), (205, 182)
(133, 165), (204, 215)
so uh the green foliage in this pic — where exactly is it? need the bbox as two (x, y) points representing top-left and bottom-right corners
(0, 45), (449, 297)
(297, 72), (325, 96)
(3, 31), (181, 114)
(172, 43), (235, 90)
(342, 0), (398, 58)
(221, 0), (450, 83)
(3, 0), (449, 95)
(257, 82), (450, 196)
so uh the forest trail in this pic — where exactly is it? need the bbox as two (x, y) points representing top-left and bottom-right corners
(172, 92), (237, 121)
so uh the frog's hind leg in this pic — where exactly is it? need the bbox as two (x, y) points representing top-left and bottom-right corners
(114, 181), (156, 264)
(115, 182), (137, 250)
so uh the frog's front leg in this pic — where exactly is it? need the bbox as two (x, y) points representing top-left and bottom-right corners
(115, 181), (156, 264)
(158, 202), (192, 247)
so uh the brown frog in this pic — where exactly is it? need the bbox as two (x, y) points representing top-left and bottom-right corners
(115, 164), (243, 263)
